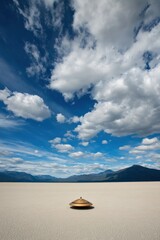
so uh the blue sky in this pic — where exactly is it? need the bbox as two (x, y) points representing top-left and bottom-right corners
(0, 0), (160, 177)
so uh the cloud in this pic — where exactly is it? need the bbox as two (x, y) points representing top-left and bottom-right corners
(144, 0), (160, 26)
(136, 156), (142, 159)
(0, 140), (51, 159)
(102, 140), (108, 145)
(130, 137), (160, 154)
(80, 142), (89, 147)
(49, 42), (105, 100)
(25, 42), (40, 62)
(50, 1), (156, 99)
(69, 151), (84, 158)
(142, 137), (158, 145)
(49, 136), (75, 153)
(135, 143), (160, 151)
(0, 140), (107, 176)
(75, 62), (160, 139)
(69, 162), (109, 175)
(49, 139), (104, 160)
(13, 0), (64, 38)
(64, 130), (75, 139)
(0, 114), (24, 128)
(49, 1), (160, 140)
(72, 0), (148, 49)
(119, 145), (131, 151)
(13, 0), (43, 37)
(13, 0), (19, 6)
(0, 155), (68, 177)
(0, 140), (107, 177)
(68, 150), (104, 159)
(0, 88), (51, 121)
(42, 0), (64, 28)
(149, 153), (160, 161)
(0, 139), (71, 165)
(0, 87), (10, 101)
(91, 152), (103, 158)
(49, 137), (61, 144)
(24, 42), (47, 77)
(56, 113), (66, 123)
(53, 143), (74, 153)
(42, 0), (57, 7)
(129, 149), (145, 155)
(70, 116), (80, 123)
(0, 153), (109, 177)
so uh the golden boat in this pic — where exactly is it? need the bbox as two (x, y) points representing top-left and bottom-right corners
(69, 197), (93, 208)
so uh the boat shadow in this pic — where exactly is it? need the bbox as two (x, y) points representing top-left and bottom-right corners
(70, 206), (94, 210)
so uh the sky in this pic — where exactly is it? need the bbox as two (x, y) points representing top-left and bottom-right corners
(0, 0), (160, 177)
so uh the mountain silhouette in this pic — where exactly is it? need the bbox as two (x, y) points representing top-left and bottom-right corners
(0, 165), (160, 182)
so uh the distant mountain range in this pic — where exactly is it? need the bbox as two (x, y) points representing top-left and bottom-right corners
(0, 165), (160, 182)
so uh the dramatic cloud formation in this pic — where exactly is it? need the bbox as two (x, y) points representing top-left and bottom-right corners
(73, 0), (147, 49)
(49, 1), (160, 140)
(0, 88), (51, 121)
(13, 1), (160, 139)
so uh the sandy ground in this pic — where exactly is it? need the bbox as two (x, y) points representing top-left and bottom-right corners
(0, 182), (160, 240)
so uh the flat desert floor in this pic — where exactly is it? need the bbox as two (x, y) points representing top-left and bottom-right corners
(0, 182), (160, 240)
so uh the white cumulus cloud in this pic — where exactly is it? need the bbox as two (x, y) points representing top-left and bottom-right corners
(130, 137), (160, 154)
(0, 88), (51, 121)
(49, 0), (160, 140)
(56, 113), (66, 123)
(49, 137), (61, 144)
(49, 137), (74, 153)
(75, 62), (160, 139)
(142, 137), (158, 145)
(72, 0), (147, 49)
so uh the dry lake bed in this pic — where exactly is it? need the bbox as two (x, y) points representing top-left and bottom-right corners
(0, 182), (160, 240)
